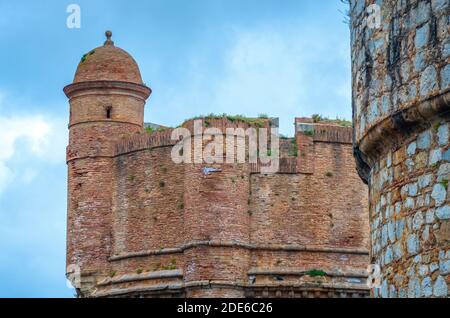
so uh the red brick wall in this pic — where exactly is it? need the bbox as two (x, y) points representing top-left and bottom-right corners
(249, 140), (369, 281)
(67, 157), (113, 273)
(111, 147), (185, 255)
(67, 115), (369, 297)
(183, 163), (251, 297)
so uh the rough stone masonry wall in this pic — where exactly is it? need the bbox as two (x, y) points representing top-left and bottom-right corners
(351, 0), (449, 141)
(370, 123), (450, 297)
(350, 0), (450, 297)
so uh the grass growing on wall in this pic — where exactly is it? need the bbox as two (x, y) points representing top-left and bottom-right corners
(291, 138), (298, 157)
(312, 114), (352, 127)
(185, 113), (270, 128)
(80, 49), (95, 63)
(306, 269), (327, 277)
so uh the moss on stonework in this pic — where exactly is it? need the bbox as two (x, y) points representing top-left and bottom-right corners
(306, 269), (327, 277)
(312, 114), (352, 127)
(162, 264), (177, 270)
(80, 49), (95, 63)
(146, 126), (170, 133)
(314, 280), (323, 285)
(147, 259), (178, 272)
(431, 162), (441, 170)
(184, 113), (270, 128)
(291, 138), (298, 157)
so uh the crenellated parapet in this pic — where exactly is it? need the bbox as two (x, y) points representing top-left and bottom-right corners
(113, 129), (176, 157)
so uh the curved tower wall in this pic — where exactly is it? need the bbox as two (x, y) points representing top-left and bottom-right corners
(64, 81), (150, 294)
(350, 0), (450, 297)
(181, 121), (252, 297)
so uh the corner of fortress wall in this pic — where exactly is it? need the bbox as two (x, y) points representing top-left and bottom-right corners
(350, 0), (450, 298)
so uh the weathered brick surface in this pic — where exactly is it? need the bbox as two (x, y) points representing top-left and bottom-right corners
(350, 0), (450, 297)
(69, 94), (145, 128)
(69, 123), (369, 298)
(67, 157), (113, 271)
(250, 145), (368, 250)
(74, 44), (143, 84)
(111, 147), (185, 255)
(65, 36), (370, 298)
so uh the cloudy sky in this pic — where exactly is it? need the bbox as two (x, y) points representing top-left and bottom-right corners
(0, 0), (351, 297)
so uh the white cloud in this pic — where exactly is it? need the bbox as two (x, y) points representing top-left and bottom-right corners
(212, 27), (307, 118)
(0, 162), (12, 194)
(150, 21), (352, 136)
(21, 168), (38, 184)
(0, 96), (67, 195)
(0, 90), (5, 111)
(211, 25), (352, 133)
(0, 116), (51, 160)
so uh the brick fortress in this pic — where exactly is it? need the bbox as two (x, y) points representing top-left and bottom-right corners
(64, 31), (370, 298)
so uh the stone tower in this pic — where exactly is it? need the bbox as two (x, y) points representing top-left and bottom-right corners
(63, 31), (151, 295)
(350, 1), (449, 297)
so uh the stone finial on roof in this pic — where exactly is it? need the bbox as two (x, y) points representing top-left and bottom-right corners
(104, 30), (114, 46)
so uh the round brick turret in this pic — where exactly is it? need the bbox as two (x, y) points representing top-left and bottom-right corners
(64, 31), (151, 296)
(350, 1), (449, 297)
(73, 33), (143, 84)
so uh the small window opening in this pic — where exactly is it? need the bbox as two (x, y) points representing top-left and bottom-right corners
(106, 106), (112, 119)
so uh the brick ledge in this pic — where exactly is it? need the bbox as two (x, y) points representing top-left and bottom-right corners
(109, 241), (369, 261)
(92, 280), (369, 298)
